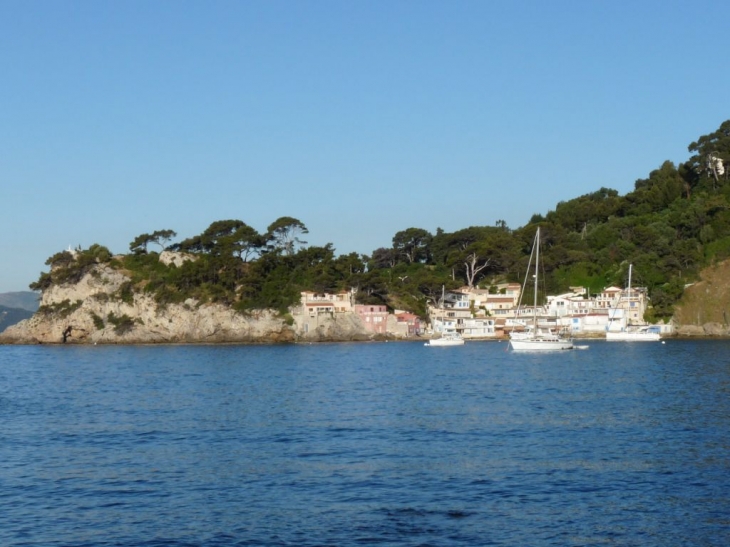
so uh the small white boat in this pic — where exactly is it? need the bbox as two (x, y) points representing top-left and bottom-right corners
(424, 330), (464, 347)
(606, 264), (661, 342)
(606, 326), (661, 342)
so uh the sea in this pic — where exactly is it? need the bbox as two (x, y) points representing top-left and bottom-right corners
(1, 339), (728, 547)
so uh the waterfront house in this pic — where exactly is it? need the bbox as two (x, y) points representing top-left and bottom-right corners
(354, 304), (389, 334)
(300, 290), (354, 315)
(394, 311), (422, 337)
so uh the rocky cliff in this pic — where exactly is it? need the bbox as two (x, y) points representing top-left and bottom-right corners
(0, 263), (380, 345)
(671, 259), (730, 337)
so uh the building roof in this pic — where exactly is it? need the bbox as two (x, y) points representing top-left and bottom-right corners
(486, 296), (515, 303)
(396, 312), (419, 319)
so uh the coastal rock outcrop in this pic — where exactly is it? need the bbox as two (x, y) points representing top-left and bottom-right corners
(0, 263), (376, 345)
(673, 322), (730, 337)
(671, 259), (730, 337)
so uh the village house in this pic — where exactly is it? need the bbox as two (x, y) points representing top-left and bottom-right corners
(546, 290), (601, 325)
(299, 290), (354, 315)
(462, 283), (521, 319)
(354, 304), (389, 334)
(605, 285), (651, 330)
(294, 278), (668, 340)
(595, 286), (622, 310)
(427, 289), (498, 338)
(394, 311), (422, 337)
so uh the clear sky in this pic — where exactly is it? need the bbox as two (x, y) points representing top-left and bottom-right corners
(2, 1), (729, 293)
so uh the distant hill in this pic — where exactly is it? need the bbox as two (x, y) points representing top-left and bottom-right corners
(0, 305), (34, 333)
(0, 291), (40, 312)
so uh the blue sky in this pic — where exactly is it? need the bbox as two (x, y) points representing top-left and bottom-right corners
(2, 1), (729, 293)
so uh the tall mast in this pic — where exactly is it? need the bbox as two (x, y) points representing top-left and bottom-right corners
(627, 264), (632, 325)
(628, 264), (632, 294)
(533, 227), (540, 332)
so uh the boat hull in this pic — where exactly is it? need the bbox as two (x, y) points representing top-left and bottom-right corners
(606, 331), (660, 342)
(509, 337), (574, 351)
(425, 338), (465, 347)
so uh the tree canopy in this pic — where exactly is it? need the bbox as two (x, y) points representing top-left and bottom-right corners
(30, 120), (730, 321)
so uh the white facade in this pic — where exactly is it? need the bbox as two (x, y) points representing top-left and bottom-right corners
(428, 289), (498, 338)
(300, 291), (354, 313)
(298, 281), (667, 339)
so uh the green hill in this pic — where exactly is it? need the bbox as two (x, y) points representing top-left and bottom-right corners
(26, 121), (730, 324)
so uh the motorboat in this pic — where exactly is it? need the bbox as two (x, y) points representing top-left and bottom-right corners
(606, 325), (661, 341)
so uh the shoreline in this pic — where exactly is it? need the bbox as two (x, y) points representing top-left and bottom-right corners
(2, 332), (729, 346)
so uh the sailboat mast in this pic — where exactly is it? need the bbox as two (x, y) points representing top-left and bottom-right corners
(628, 264), (632, 294)
(627, 264), (632, 325)
(533, 228), (540, 331)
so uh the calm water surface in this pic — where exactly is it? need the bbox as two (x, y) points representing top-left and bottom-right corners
(1, 340), (729, 546)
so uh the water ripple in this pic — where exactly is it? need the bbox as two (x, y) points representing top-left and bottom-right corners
(0, 340), (729, 546)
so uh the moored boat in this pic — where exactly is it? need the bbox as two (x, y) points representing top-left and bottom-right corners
(425, 330), (465, 347)
(509, 227), (574, 351)
(606, 264), (661, 342)
(606, 325), (661, 342)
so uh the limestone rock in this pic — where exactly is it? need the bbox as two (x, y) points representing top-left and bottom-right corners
(673, 322), (730, 337)
(674, 325), (707, 337)
(158, 251), (197, 267)
(0, 263), (377, 345)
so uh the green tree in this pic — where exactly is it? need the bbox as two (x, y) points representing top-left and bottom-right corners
(368, 248), (397, 269)
(130, 229), (177, 253)
(129, 233), (155, 254)
(266, 217), (308, 255)
(392, 227), (432, 264)
(230, 224), (264, 262)
(687, 120), (730, 191)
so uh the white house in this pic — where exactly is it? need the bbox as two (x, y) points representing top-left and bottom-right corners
(299, 290), (354, 314)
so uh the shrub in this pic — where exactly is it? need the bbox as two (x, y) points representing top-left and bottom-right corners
(107, 313), (135, 335)
(118, 282), (135, 305)
(90, 313), (105, 330)
(38, 299), (82, 318)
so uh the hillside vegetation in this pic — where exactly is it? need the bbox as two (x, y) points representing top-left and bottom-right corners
(29, 121), (730, 322)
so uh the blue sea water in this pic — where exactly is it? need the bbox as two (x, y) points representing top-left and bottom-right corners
(1, 340), (729, 546)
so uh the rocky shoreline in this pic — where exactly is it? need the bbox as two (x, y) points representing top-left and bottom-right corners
(4, 319), (730, 346)
(0, 265), (390, 345)
(3, 262), (729, 346)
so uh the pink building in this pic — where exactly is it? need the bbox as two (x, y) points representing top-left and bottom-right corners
(395, 312), (422, 336)
(354, 304), (389, 334)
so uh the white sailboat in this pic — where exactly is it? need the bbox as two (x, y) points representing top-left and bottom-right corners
(424, 330), (464, 347)
(509, 227), (574, 351)
(606, 264), (661, 342)
(425, 285), (465, 347)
